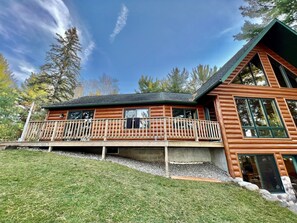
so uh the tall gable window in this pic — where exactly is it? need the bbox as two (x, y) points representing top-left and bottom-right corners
(232, 54), (268, 86)
(268, 56), (297, 88)
(235, 98), (287, 138)
(287, 100), (297, 126)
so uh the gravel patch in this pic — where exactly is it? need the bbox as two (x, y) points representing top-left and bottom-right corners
(18, 147), (232, 182)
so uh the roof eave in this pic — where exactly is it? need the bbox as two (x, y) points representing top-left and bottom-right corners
(42, 99), (197, 110)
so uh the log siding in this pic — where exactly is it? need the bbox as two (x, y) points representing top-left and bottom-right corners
(209, 43), (297, 178)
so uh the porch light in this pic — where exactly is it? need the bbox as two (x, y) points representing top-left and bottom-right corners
(59, 113), (65, 118)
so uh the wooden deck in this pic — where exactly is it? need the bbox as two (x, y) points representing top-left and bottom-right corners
(0, 140), (224, 149)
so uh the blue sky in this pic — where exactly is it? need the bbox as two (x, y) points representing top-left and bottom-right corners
(0, 0), (246, 93)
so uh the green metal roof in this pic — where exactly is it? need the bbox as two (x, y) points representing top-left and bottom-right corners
(43, 92), (196, 109)
(194, 19), (297, 101)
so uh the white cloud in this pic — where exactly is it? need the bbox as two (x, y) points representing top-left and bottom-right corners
(11, 60), (37, 81)
(110, 4), (129, 42)
(81, 41), (96, 65)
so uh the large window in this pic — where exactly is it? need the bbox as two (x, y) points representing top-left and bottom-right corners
(124, 108), (149, 128)
(172, 108), (197, 119)
(287, 100), (297, 126)
(235, 98), (287, 138)
(232, 54), (268, 86)
(239, 154), (284, 193)
(67, 110), (94, 120)
(269, 56), (297, 88)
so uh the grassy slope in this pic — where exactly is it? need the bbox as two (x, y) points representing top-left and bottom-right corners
(0, 150), (295, 223)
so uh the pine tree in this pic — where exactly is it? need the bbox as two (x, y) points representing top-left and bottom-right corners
(189, 65), (218, 93)
(136, 75), (166, 93)
(235, 0), (297, 41)
(41, 27), (82, 102)
(165, 68), (190, 93)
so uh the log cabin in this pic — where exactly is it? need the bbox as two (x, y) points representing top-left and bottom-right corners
(2, 19), (297, 198)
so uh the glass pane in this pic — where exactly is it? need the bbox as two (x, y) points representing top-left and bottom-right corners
(250, 55), (268, 86)
(136, 109), (149, 118)
(173, 108), (185, 118)
(283, 155), (297, 192)
(243, 128), (257, 137)
(272, 129), (287, 138)
(256, 155), (284, 193)
(185, 109), (196, 119)
(236, 98), (253, 127)
(258, 129), (272, 137)
(68, 111), (82, 119)
(239, 66), (255, 85)
(239, 155), (261, 188)
(285, 67), (297, 88)
(125, 110), (136, 118)
(262, 99), (282, 127)
(82, 110), (94, 119)
(269, 56), (297, 88)
(248, 99), (267, 127)
(287, 100), (297, 126)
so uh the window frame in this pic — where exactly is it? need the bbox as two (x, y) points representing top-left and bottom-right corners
(123, 108), (150, 129)
(172, 108), (198, 119)
(235, 97), (287, 138)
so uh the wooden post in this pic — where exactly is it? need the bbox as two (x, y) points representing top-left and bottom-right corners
(163, 117), (167, 141)
(19, 102), (35, 142)
(164, 145), (169, 178)
(193, 121), (199, 142)
(102, 146), (106, 160)
(48, 121), (58, 152)
(104, 119), (108, 141)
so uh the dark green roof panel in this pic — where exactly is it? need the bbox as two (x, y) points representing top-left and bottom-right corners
(43, 92), (195, 109)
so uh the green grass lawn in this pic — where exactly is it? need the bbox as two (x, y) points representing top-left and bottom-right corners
(0, 150), (295, 223)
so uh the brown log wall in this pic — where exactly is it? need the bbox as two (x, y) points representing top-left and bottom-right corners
(209, 43), (297, 178)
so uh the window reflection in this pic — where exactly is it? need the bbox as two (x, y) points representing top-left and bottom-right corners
(235, 98), (287, 138)
(232, 54), (268, 86)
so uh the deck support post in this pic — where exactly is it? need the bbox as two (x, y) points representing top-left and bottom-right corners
(19, 102), (35, 142)
(164, 145), (169, 178)
(48, 121), (58, 152)
(102, 146), (106, 160)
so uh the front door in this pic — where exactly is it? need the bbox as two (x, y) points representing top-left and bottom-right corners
(283, 155), (297, 193)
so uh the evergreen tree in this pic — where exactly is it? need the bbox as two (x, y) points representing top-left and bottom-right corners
(189, 65), (218, 93)
(165, 68), (190, 93)
(235, 0), (297, 41)
(0, 54), (23, 141)
(136, 75), (166, 93)
(41, 27), (82, 102)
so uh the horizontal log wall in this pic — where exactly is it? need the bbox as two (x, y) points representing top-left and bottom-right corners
(210, 43), (297, 178)
(48, 105), (205, 120)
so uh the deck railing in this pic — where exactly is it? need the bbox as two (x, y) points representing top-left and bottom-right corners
(23, 117), (222, 142)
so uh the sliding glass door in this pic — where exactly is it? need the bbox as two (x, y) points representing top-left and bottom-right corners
(239, 154), (284, 193)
